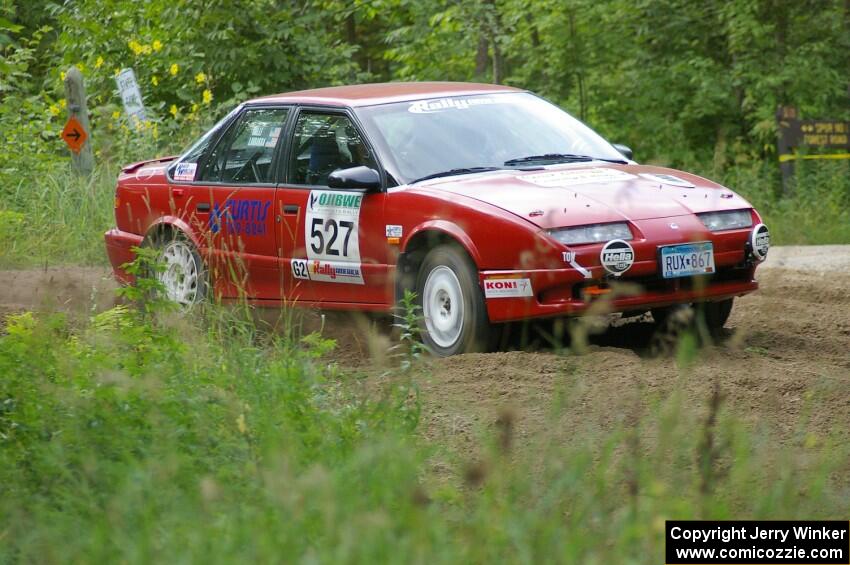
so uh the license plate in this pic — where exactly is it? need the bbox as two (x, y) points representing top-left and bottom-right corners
(660, 242), (715, 279)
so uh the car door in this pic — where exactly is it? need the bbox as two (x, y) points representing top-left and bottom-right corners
(188, 106), (291, 300)
(276, 107), (390, 305)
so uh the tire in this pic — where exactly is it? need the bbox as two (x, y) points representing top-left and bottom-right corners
(149, 231), (207, 307)
(699, 298), (734, 336)
(651, 305), (684, 327)
(649, 304), (695, 357)
(415, 244), (491, 356)
(650, 298), (734, 353)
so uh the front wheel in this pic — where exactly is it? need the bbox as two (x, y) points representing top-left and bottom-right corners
(699, 298), (734, 336)
(651, 298), (734, 344)
(416, 245), (491, 356)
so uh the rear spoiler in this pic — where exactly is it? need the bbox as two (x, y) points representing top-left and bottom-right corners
(121, 155), (177, 174)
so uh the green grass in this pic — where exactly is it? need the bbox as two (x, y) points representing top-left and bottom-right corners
(0, 301), (846, 563)
(0, 166), (116, 268)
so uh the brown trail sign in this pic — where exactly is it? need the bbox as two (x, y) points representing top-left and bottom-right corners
(776, 106), (850, 192)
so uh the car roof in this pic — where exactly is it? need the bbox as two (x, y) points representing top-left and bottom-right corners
(251, 81), (524, 108)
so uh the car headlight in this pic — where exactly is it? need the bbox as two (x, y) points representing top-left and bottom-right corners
(698, 209), (753, 231)
(547, 222), (633, 245)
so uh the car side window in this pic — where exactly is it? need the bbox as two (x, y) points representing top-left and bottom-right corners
(289, 111), (376, 186)
(198, 107), (289, 184)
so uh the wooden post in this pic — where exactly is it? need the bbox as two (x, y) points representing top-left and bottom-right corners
(776, 105), (797, 195)
(63, 66), (94, 175)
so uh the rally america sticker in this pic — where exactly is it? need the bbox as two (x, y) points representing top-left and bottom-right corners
(484, 278), (533, 298)
(521, 168), (637, 188)
(173, 162), (197, 181)
(303, 190), (364, 284)
(408, 97), (505, 114)
(600, 239), (634, 276)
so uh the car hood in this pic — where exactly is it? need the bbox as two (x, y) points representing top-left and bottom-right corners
(416, 163), (753, 229)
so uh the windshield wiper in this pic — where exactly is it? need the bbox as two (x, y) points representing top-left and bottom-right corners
(504, 153), (626, 166)
(410, 167), (503, 184)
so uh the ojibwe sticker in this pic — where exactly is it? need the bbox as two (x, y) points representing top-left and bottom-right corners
(483, 278), (533, 298)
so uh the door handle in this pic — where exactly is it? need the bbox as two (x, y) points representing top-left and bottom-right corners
(172, 188), (185, 197)
(196, 203), (211, 212)
(283, 204), (299, 215)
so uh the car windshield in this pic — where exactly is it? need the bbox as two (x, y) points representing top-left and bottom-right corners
(355, 92), (626, 185)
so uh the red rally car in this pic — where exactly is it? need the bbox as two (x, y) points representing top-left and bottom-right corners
(105, 82), (770, 356)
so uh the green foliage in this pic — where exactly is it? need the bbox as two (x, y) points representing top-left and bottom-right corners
(0, 165), (115, 267)
(0, 23), (62, 190)
(0, 303), (422, 562)
(0, 306), (846, 562)
(390, 289), (427, 371)
(715, 160), (850, 245)
(4, 0), (848, 172)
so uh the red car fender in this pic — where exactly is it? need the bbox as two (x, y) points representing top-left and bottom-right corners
(146, 215), (203, 250)
(403, 219), (482, 266)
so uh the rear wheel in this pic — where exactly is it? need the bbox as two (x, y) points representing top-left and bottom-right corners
(416, 245), (491, 356)
(149, 232), (207, 307)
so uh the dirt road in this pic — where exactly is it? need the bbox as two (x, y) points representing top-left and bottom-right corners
(1, 247), (848, 460)
(412, 247), (850, 461)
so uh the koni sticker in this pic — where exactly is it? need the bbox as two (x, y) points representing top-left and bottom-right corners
(304, 190), (364, 284)
(209, 199), (271, 236)
(484, 278), (533, 298)
(521, 168), (636, 188)
(173, 162), (197, 181)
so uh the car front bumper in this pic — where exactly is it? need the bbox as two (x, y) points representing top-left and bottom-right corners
(104, 228), (144, 285)
(480, 244), (760, 323)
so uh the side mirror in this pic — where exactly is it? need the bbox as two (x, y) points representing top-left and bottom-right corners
(327, 166), (381, 191)
(612, 143), (633, 160)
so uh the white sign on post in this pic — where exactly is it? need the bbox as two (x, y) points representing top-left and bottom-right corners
(116, 68), (146, 123)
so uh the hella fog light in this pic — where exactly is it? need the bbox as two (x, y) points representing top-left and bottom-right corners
(750, 223), (770, 261)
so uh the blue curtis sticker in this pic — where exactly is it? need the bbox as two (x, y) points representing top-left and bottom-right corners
(209, 199), (271, 236)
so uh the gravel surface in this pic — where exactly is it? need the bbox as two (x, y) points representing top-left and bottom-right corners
(763, 245), (850, 273)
